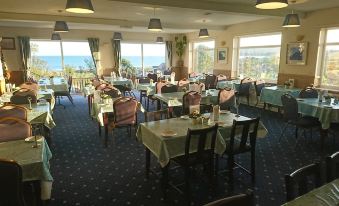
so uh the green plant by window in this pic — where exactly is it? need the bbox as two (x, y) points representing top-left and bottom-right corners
(175, 36), (187, 60)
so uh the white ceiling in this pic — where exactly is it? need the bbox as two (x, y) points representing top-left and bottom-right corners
(0, 0), (338, 33)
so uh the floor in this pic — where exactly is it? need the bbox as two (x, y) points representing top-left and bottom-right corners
(48, 93), (337, 206)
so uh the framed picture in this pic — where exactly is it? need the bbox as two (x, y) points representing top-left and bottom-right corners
(286, 42), (308, 65)
(217, 47), (228, 64)
(1, 37), (16, 50)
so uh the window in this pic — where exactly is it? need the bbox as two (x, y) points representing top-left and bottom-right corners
(191, 40), (215, 73)
(234, 33), (282, 82)
(30, 40), (95, 78)
(121, 43), (165, 76)
(316, 28), (339, 89)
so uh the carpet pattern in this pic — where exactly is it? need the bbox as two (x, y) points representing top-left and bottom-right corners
(48, 94), (338, 206)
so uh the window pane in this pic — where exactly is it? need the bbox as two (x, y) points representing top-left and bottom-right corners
(121, 43), (142, 76)
(238, 47), (280, 80)
(61, 41), (95, 76)
(240, 34), (281, 47)
(193, 41), (215, 73)
(322, 45), (339, 87)
(30, 41), (62, 74)
(143, 44), (166, 74)
(326, 29), (339, 43)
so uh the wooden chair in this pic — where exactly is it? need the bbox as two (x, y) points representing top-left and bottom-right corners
(217, 74), (227, 82)
(182, 91), (201, 115)
(102, 87), (121, 98)
(285, 163), (322, 201)
(0, 104), (28, 120)
(177, 79), (190, 92)
(218, 89), (236, 111)
(237, 78), (253, 105)
(10, 88), (37, 105)
(137, 77), (151, 104)
(161, 84), (178, 93)
(254, 80), (265, 106)
(279, 94), (320, 141)
(171, 124), (219, 205)
(219, 118), (260, 187)
(204, 189), (254, 206)
(326, 151), (339, 183)
(0, 117), (32, 142)
(147, 73), (158, 82)
(0, 159), (27, 206)
(298, 87), (318, 99)
(19, 82), (39, 91)
(205, 74), (217, 89)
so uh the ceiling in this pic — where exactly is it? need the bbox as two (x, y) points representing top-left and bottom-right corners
(0, 0), (338, 33)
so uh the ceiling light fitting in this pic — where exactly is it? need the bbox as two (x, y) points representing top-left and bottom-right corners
(199, 29), (209, 38)
(156, 37), (164, 43)
(65, 0), (94, 14)
(113, 32), (123, 40)
(282, 11), (300, 27)
(54, 21), (69, 32)
(255, 0), (288, 9)
(51, 33), (61, 41)
(148, 8), (162, 32)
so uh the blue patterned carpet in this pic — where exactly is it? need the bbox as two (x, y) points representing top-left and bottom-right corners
(48, 94), (337, 206)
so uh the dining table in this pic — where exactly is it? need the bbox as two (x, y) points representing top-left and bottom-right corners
(216, 80), (241, 91)
(0, 136), (53, 200)
(24, 102), (56, 130)
(103, 76), (134, 88)
(260, 86), (301, 107)
(38, 77), (69, 93)
(282, 178), (339, 206)
(136, 112), (267, 195)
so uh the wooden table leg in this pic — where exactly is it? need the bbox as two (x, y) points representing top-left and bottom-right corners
(145, 147), (150, 179)
(161, 164), (169, 200)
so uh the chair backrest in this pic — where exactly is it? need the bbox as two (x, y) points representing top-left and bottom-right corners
(147, 73), (158, 82)
(218, 89), (236, 110)
(254, 80), (265, 97)
(217, 74), (227, 82)
(184, 124), (218, 166)
(95, 83), (109, 90)
(204, 189), (254, 206)
(177, 79), (190, 92)
(19, 82), (39, 91)
(281, 94), (298, 122)
(102, 87), (121, 98)
(144, 109), (169, 122)
(113, 97), (138, 126)
(68, 76), (73, 92)
(0, 117), (32, 142)
(161, 84), (178, 93)
(0, 105), (27, 121)
(92, 79), (101, 87)
(163, 69), (171, 75)
(285, 163), (322, 201)
(0, 159), (26, 206)
(228, 118), (260, 154)
(10, 88), (37, 105)
(326, 151), (339, 183)
(299, 88), (318, 98)
(189, 72), (197, 78)
(238, 78), (253, 96)
(189, 82), (205, 93)
(205, 74), (217, 89)
(138, 77), (150, 84)
(182, 91), (202, 115)
(155, 81), (167, 94)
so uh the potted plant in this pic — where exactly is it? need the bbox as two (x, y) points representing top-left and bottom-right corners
(175, 36), (187, 67)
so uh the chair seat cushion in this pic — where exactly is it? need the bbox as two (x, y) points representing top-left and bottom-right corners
(295, 116), (320, 127)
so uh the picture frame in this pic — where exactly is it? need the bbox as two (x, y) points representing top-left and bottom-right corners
(286, 42), (308, 65)
(0, 37), (16, 50)
(217, 47), (228, 64)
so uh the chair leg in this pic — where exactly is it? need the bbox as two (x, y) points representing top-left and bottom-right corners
(295, 127), (299, 139)
(251, 150), (255, 182)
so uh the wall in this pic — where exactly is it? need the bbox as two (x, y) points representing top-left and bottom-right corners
(184, 7), (339, 88)
(0, 26), (175, 83)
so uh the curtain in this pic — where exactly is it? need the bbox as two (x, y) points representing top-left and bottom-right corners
(111, 39), (121, 76)
(88, 38), (100, 74)
(165, 41), (173, 68)
(18, 36), (31, 82)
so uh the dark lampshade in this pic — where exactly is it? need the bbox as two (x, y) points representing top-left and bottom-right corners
(54, 21), (69, 32)
(51, 33), (61, 41)
(255, 0), (288, 9)
(113, 32), (123, 40)
(148, 18), (162, 32)
(65, 0), (94, 14)
(156, 37), (164, 43)
(199, 29), (209, 38)
(282, 13), (300, 27)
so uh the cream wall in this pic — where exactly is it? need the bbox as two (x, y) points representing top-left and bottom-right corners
(184, 7), (339, 84)
(0, 27), (174, 75)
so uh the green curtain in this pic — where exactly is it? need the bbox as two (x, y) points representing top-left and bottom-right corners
(111, 39), (121, 76)
(166, 41), (173, 68)
(18, 36), (31, 82)
(88, 38), (99, 74)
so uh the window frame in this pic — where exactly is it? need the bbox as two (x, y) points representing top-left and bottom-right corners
(233, 32), (282, 83)
(120, 41), (166, 76)
(189, 39), (215, 74)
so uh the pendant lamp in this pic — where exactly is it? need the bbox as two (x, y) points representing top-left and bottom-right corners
(255, 0), (288, 9)
(51, 33), (61, 41)
(156, 37), (164, 43)
(199, 29), (209, 38)
(148, 8), (162, 32)
(65, 0), (94, 14)
(113, 32), (123, 40)
(282, 12), (300, 27)
(54, 21), (69, 32)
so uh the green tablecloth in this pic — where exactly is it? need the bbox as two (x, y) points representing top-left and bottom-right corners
(83, 86), (95, 97)
(38, 77), (69, 93)
(298, 98), (339, 129)
(216, 80), (241, 90)
(282, 179), (339, 206)
(260, 86), (301, 107)
(136, 113), (267, 167)
(103, 77), (133, 88)
(25, 103), (56, 129)
(136, 83), (156, 96)
(0, 137), (53, 200)
(153, 91), (219, 107)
